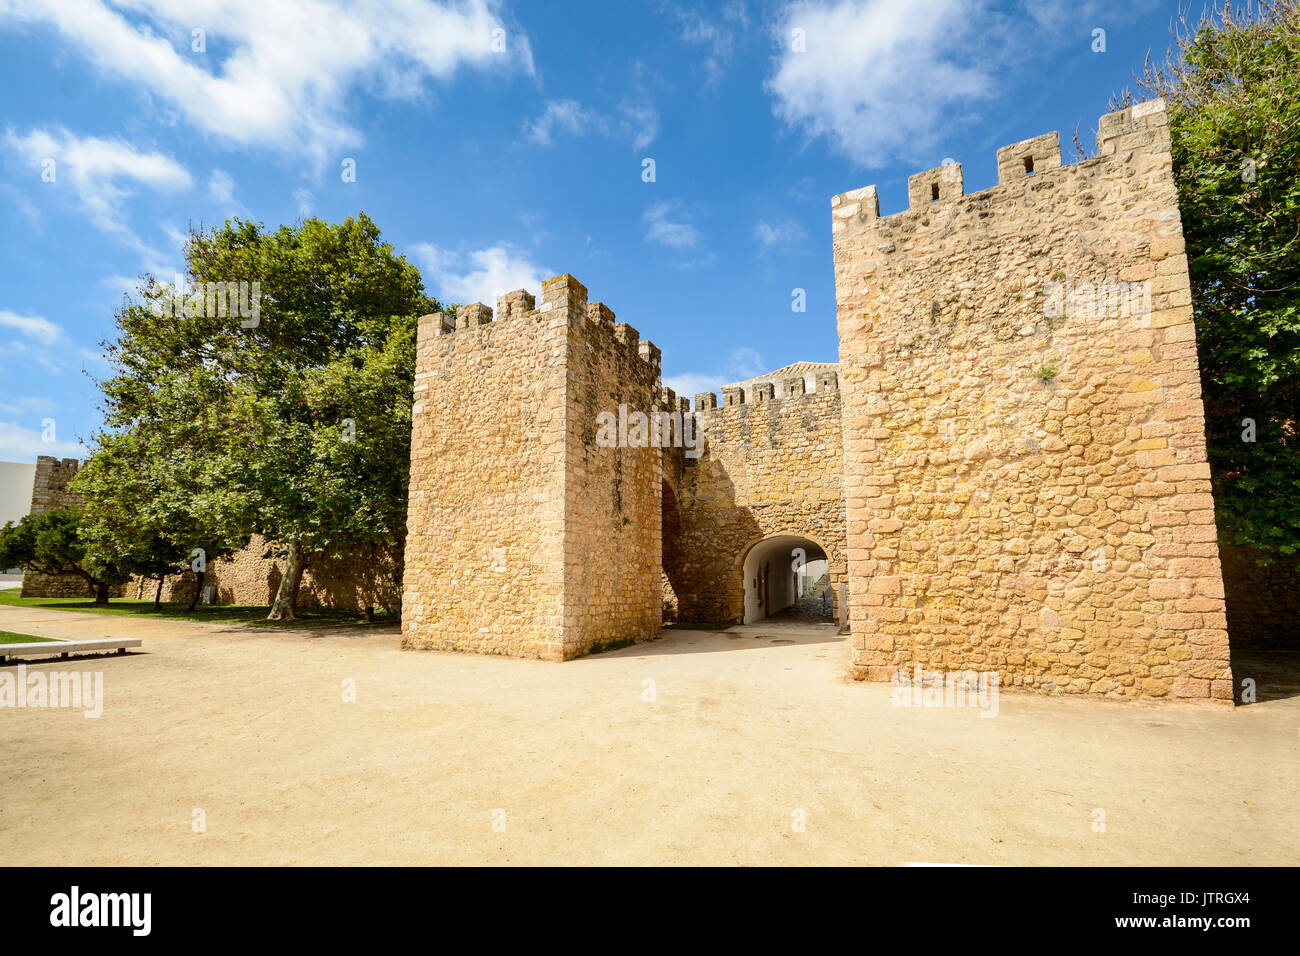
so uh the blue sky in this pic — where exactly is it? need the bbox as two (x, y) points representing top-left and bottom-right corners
(0, 0), (1181, 462)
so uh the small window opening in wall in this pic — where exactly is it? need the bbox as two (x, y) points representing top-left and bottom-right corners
(930, 182), (940, 201)
(1024, 155), (1035, 175)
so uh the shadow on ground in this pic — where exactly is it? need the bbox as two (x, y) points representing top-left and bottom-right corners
(598, 621), (844, 658)
(1230, 649), (1300, 703)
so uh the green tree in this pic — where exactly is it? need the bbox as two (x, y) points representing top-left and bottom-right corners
(0, 508), (130, 603)
(86, 213), (446, 619)
(73, 437), (242, 611)
(1119, 0), (1300, 560)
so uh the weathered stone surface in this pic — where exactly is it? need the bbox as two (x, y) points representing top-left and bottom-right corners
(401, 278), (661, 660)
(830, 100), (1234, 702)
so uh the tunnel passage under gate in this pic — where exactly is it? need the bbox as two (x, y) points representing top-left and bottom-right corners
(740, 534), (834, 624)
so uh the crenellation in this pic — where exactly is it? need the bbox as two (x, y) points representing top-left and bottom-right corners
(832, 100), (1232, 702)
(456, 302), (493, 329)
(996, 131), (1062, 183)
(638, 340), (661, 370)
(836, 100), (1177, 228)
(497, 289), (536, 321)
(830, 184), (880, 235)
(907, 161), (964, 209)
(614, 322), (639, 347)
(419, 312), (454, 337)
(391, 99), (1257, 701)
(541, 273), (588, 313)
(587, 301), (615, 328)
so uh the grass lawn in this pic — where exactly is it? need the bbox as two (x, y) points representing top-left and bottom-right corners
(0, 630), (57, 644)
(0, 589), (395, 629)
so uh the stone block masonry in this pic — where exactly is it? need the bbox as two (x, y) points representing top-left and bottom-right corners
(831, 100), (1233, 702)
(668, 376), (846, 624)
(21, 456), (98, 598)
(401, 275), (663, 660)
(21, 456), (393, 609)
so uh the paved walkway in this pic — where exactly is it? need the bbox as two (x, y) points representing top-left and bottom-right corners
(1, 605), (1297, 865)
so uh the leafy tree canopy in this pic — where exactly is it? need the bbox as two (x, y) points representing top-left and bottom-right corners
(80, 212), (449, 618)
(1121, 0), (1300, 560)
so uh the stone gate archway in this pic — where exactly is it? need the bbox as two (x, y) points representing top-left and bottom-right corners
(737, 533), (838, 624)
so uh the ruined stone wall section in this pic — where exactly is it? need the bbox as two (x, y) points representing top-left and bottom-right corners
(21, 455), (391, 608)
(672, 378), (846, 624)
(832, 100), (1233, 702)
(21, 456), (94, 598)
(139, 536), (400, 612)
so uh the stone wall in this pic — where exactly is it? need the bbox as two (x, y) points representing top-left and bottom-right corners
(831, 100), (1233, 702)
(401, 275), (663, 660)
(134, 535), (401, 612)
(19, 456), (391, 610)
(562, 281), (665, 654)
(668, 375), (846, 624)
(21, 456), (98, 598)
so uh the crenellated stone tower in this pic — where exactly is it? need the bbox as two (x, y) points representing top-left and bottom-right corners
(402, 275), (666, 660)
(831, 100), (1233, 701)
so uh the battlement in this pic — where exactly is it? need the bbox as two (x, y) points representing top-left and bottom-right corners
(693, 371), (838, 413)
(830, 100), (1169, 231)
(30, 455), (82, 515)
(417, 273), (661, 372)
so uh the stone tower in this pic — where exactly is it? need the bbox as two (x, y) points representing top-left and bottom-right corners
(21, 455), (89, 598)
(831, 100), (1232, 701)
(401, 274), (665, 660)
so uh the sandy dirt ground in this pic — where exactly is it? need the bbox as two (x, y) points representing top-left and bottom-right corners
(1, 602), (1297, 866)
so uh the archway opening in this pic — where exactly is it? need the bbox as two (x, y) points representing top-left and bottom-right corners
(741, 535), (832, 624)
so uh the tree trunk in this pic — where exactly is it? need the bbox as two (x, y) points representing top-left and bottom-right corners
(187, 569), (205, 612)
(154, 575), (166, 611)
(94, 582), (109, 604)
(268, 541), (306, 621)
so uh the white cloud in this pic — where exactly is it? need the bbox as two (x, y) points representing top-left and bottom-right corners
(766, 0), (997, 168)
(3, 339), (61, 374)
(207, 168), (250, 217)
(209, 169), (237, 205)
(0, 395), (56, 416)
(663, 347), (768, 400)
(0, 0), (534, 166)
(667, 1), (749, 88)
(293, 188), (314, 218)
(618, 90), (660, 152)
(522, 89), (657, 152)
(0, 307), (106, 377)
(0, 420), (83, 461)
(661, 372), (726, 400)
(3, 127), (191, 233)
(755, 218), (808, 250)
(0, 309), (64, 346)
(644, 200), (702, 249)
(410, 242), (551, 307)
(523, 99), (602, 145)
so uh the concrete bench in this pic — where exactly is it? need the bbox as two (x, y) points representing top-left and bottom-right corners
(0, 638), (142, 662)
